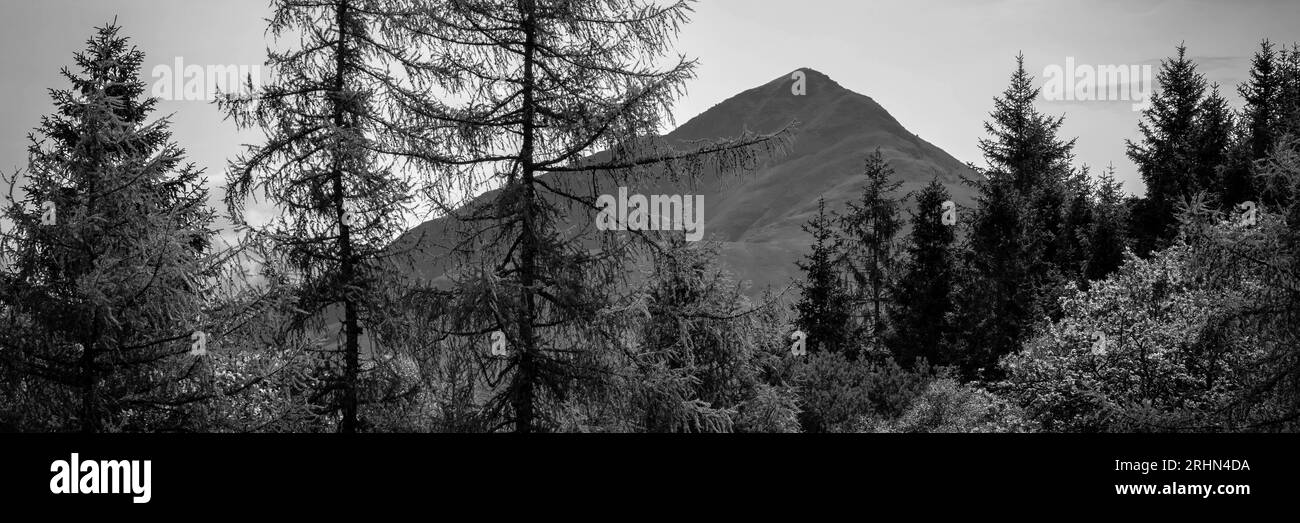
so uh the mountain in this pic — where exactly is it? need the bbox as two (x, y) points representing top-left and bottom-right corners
(392, 68), (977, 294)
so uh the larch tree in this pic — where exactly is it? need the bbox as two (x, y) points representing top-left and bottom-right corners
(218, 0), (434, 433)
(838, 149), (902, 354)
(400, 0), (791, 432)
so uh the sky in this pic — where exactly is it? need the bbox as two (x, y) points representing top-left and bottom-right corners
(2, 0), (1300, 226)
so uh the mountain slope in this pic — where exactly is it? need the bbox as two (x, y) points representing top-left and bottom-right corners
(393, 68), (977, 293)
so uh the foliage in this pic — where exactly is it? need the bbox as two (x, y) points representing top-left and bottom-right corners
(839, 149), (904, 352)
(0, 23), (219, 432)
(872, 378), (1035, 433)
(794, 198), (854, 356)
(888, 178), (956, 368)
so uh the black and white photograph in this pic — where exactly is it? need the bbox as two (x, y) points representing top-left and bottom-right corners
(0, 0), (1297, 512)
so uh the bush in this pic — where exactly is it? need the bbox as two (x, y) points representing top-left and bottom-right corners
(871, 378), (1036, 433)
(793, 351), (931, 432)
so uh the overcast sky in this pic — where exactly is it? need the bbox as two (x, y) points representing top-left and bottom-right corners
(3, 0), (1300, 220)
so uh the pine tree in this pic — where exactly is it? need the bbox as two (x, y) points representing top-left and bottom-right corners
(839, 149), (902, 353)
(1126, 44), (1209, 255)
(218, 0), (429, 432)
(0, 22), (216, 432)
(888, 178), (955, 369)
(795, 198), (853, 356)
(401, 0), (791, 432)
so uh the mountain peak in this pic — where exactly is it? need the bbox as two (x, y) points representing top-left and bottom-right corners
(668, 66), (896, 143)
(771, 67), (840, 89)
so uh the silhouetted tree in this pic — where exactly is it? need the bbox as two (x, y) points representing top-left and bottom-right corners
(888, 178), (955, 368)
(957, 54), (1075, 380)
(1086, 164), (1128, 281)
(1127, 44), (1212, 255)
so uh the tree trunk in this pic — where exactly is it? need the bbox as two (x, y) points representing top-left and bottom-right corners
(333, 0), (359, 434)
(513, 0), (539, 434)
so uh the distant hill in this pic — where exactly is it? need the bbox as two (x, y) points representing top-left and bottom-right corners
(390, 68), (977, 294)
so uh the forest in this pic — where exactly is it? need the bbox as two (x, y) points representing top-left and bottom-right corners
(1, 0), (1298, 434)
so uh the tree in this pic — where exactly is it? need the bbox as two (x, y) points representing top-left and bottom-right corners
(978, 53), (1076, 200)
(839, 150), (903, 353)
(0, 22), (217, 432)
(403, 0), (790, 432)
(1222, 40), (1282, 208)
(1057, 166), (1095, 283)
(794, 198), (853, 356)
(1196, 85), (1235, 199)
(1126, 44), (1211, 254)
(888, 178), (956, 368)
(1086, 164), (1128, 281)
(977, 53), (1077, 283)
(1006, 141), (1300, 432)
(218, 0), (434, 432)
(628, 238), (798, 433)
(1277, 45), (1300, 140)
(956, 53), (1076, 380)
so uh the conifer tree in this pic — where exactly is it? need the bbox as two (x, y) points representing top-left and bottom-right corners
(1278, 45), (1300, 140)
(795, 198), (853, 356)
(839, 150), (902, 352)
(401, 0), (790, 432)
(1222, 40), (1282, 207)
(1196, 86), (1235, 197)
(631, 238), (795, 433)
(957, 54), (1076, 380)
(1057, 167), (1094, 283)
(0, 23), (216, 432)
(218, 0), (431, 432)
(1241, 40), (1282, 162)
(888, 178), (955, 368)
(1127, 44), (1210, 255)
(1086, 164), (1128, 281)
